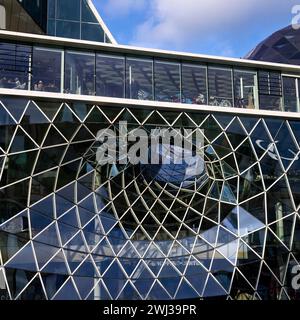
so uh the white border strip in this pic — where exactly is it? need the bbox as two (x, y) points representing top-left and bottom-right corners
(1, 88), (300, 120)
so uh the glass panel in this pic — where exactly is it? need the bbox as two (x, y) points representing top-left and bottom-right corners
(234, 69), (258, 109)
(258, 70), (283, 111)
(65, 51), (95, 95)
(47, 0), (56, 19)
(126, 57), (153, 100)
(155, 60), (180, 102)
(182, 63), (207, 105)
(81, 23), (104, 42)
(208, 67), (233, 107)
(82, 0), (98, 23)
(32, 47), (62, 93)
(96, 54), (125, 98)
(282, 77), (298, 112)
(0, 42), (31, 90)
(56, 21), (80, 39)
(57, 0), (80, 21)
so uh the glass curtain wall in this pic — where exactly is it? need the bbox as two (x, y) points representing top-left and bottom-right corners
(208, 67), (233, 107)
(126, 57), (153, 100)
(182, 63), (207, 105)
(3, 40), (300, 114)
(0, 42), (31, 90)
(258, 71), (283, 111)
(155, 60), (181, 102)
(65, 51), (95, 95)
(282, 76), (299, 112)
(32, 47), (62, 93)
(96, 54), (124, 98)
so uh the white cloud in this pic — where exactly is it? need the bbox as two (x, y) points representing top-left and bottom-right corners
(130, 0), (298, 53)
(102, 0), (146, 17)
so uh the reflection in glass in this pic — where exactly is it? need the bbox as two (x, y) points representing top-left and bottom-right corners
(56, 21), (80, 39)
(126, 57), (153, 100)
(258, 71), (283, 111)
(65, 51), (95, 95)
(32, 47), (62, 93)
(81, 23), (105, 42)
(182, 63), (207, 105)
(57, 0), (80, 21)
(155, 60), (180, 102)
(283, 77), (298, 112)
(208, 67), (233, 107)
(0, 42), (31, 90)
(234, 70), (258, 109)
(96, 54), (124, 98)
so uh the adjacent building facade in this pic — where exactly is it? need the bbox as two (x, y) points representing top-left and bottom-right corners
(0, 0), (300, 300)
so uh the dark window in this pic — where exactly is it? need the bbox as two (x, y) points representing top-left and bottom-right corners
(57, 0), (80, 21)
(82, 0), (98, 23)
(182, 63), (207, 105)
(208, 67), (233, 107)
(47, 0), (56, 19)
(65, 51), (95, 95)
(96, 54), (125, 98)
(258, 71), (282, 111)
(282, 76), (298, 112)
(155, 60), (180, 102)
(81, 23), (105, 42)
(56, 21), (80, 39)
(126, 57), (153, 100)
(32, 47), (62, 93)
(0, 42), (31, 90)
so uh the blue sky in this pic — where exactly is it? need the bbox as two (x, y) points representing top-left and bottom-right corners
(94, 0), (300, 58)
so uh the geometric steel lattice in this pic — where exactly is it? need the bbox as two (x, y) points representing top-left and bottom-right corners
(0, 96), (300, 300)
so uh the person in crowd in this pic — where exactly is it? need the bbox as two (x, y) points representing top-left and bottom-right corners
(34, 80), (44, 91)
(13, 77), (24, 89)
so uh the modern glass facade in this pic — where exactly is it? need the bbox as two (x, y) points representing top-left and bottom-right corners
(0, 5), (300, 301)
(0, 95), (299, 300)
(1, 39), (300, 113)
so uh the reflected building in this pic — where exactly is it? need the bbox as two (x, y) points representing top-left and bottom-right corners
(0, 3), (300, 301)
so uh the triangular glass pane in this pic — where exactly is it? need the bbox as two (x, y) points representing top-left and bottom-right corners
(73, 276), (95, 300)
(41, 273), (69, 300)
(31, 195), (54, 218)
(73, 256), (97, 278)
(42, 125), (67, 147)
(18, 274), (46, 300)
(175, 279), (198, 299)
(53, 278), (80, 300)
(147, 281), (170, 300)
(8, 127), (38, 153)
(5, 242), (37, 272)
(34, 223), (60, 247)
(42, 250), (69, 275)
(86, 280), (111, 300)
(34, 100), (61, 121)
(5, 267), (36, 299)
(33, 241), (59, 270)
(21, 101), (49, 124)
(203, 275), (227, 298)
(159, 276), (181, 298)
(0, 98), (27, 123)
